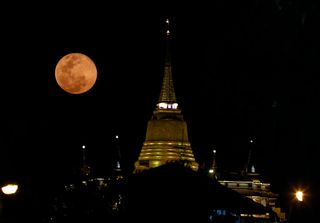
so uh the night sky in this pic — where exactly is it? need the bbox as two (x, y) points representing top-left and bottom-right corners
(1, 1), (320, 215)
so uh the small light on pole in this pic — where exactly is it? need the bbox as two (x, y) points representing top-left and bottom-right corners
(288, 189), (305, 223)
(209, 149), (217, 176)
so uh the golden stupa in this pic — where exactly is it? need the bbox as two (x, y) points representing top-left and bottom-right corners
(135, 19), (198, 172)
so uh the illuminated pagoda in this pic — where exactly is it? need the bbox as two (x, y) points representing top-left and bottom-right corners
(134, 18), (198, 172)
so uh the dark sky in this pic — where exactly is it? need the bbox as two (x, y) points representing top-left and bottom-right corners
(1, 0), (320, 214)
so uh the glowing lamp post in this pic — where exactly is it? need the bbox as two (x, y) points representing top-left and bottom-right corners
(1, 184), (18, 195)
(288, 189), (305, 223)
(0, 183), (19, 221)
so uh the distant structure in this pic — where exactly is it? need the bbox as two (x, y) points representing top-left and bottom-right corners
(214, 139), (286, 222)
(45, 142), (124, 222)
(134, 18), (198, 172)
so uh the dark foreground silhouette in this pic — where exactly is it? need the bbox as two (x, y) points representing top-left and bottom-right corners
(1, 162), (271, 223)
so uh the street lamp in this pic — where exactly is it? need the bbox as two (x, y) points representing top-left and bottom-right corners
(0, 183), (19, 221)
(295, 191), (303, 202)
(288, 189), (305, 223)
(1, 184), (18, 195)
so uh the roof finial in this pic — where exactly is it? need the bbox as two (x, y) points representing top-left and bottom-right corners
(245, 138), (254, 174)
(209, 149), (218, 179)
(82, 145), (87, 167)
(166, 18), (170, 36)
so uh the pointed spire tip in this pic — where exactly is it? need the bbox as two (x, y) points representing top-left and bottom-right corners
(165, 17), (170, 36)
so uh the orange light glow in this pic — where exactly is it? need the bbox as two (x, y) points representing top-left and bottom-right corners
(296, 191), (303, 202)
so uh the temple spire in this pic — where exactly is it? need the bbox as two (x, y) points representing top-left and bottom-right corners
(134, 18), (198, 172)
(80, 145), (91, 177)
(157, 18), (178, 109)
(113, 135), (122, 172)
(209, 149), (218, 179)
(244, 138), (256, 175)
(165, 18), (171, 65)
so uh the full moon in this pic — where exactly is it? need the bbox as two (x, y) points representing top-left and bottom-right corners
(55, 53), (97, 94)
